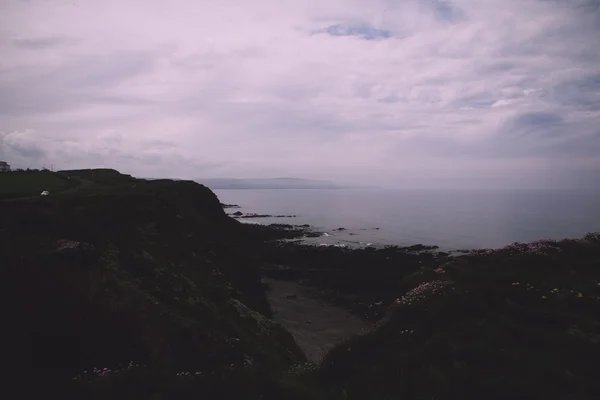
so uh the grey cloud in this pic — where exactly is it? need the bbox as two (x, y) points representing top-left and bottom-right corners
(235, 104), (354, 136)
(7, 141), (46, 159)
(506, 112), (565, 138)
(478, 61), (518, 74)
(551, 131), (600, 157)
(315, 23), (393, 40)
(489, 111), (597, 158)
(4, 131), (210, 176)
(0, 51), (159, 115)
(66, 52), (158, 89)
(172, 46), (266, 70)
(140, 139), (179, 150)
(453, 93), (497, 109)
(11, 36), (74, 49)
(138, 153), (164, 165)
(3, 131), (50, 167)
(379, 95), (400, 103)
(385, 109), (599, 160)
(89, 94), (159, 106)
(426, 0), (466, 24)
(511, 111), (564, 127)
(551, 74), (600, 111)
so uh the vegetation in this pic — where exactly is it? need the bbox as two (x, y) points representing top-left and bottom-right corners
(0, 172), (315, 398)
(59, 168), (138, 183)
(1, 169), (599, 399)
(317, 235), (600, 399)
(0, 169), (77, 199)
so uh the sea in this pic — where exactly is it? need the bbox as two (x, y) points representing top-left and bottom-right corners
(214, 188), (600, 251)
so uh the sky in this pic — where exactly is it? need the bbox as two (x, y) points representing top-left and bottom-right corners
(0, 0), (599, 189)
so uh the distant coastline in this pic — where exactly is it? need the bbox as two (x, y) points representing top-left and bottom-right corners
(195, 177), (340, 190)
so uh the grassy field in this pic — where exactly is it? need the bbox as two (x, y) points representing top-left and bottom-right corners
(0, 171), (73, 198)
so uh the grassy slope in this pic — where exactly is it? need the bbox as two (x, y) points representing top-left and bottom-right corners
(0, 172), (317, 399)
(318, 236), (600, 400)
(59, 168), (137, 183)
(0, 170), (75, 198)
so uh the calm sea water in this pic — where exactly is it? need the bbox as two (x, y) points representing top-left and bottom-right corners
(214, 188), (600, 250)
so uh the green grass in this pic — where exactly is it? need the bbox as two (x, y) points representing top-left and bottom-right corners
(0, 171), (72, 198)
(59, 168), (136, 183)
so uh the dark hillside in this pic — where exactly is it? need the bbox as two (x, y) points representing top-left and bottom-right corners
(0, 172), (309, 398)
(318, 236), (600, 399)
(2, 169), (599, 399)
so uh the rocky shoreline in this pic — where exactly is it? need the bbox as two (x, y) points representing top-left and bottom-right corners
(224, 203), (454, 253)
(228, 211), (298, 219)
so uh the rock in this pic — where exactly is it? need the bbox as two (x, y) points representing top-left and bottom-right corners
(334, 227), (346, 231)
(269, 223), (295, 229)
(220, 203), (240, 208)
(55, 239), (94, 253)
(232, 211), (243, 216)
(306, 319), (312, 324)
(285, 294), (297, 300)
(304, 232), (322, 238)
(404, 244), (440, 252)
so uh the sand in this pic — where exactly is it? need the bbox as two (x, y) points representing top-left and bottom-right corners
(263, 277), (369, 363)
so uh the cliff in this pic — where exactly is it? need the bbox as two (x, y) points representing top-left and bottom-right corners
(0, 172), (309, 398)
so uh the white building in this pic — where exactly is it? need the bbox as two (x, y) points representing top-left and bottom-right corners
(0, 161), (10, 172)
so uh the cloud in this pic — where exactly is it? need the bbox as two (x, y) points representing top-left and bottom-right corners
(315, 23), (393, 40)
(551, 73), (600, 111)
(10, 35), (75, 49)
(0, 51), (159, 116)
(0, 0), (598, 188)
(427, 0), (467, 24)
(507, 112), (565, 136)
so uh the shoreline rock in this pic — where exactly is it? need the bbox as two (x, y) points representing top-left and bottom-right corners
(220, 203), (241, 208)
(228, 212), (298, 219)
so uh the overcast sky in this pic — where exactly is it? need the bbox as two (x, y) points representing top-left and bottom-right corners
(1, 0), (599, 188)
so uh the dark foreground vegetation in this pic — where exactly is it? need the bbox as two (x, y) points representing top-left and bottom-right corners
(1, 169), (599, 399)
